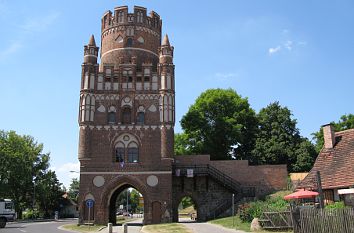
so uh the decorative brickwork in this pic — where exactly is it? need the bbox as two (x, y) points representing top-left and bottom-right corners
(78, 5), (288, 225)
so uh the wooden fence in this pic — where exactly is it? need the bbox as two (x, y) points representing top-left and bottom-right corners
(259, 211), (293, 230)
(294, 208), (354, 233)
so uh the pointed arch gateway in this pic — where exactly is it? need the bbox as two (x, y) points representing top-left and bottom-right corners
(100, 175), (149, 225)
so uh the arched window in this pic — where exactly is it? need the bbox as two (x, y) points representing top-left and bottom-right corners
(137, 11), (143, 23)
(163, 95), (168, 122)
(137, 112), (144, 124)
(126, 38), (133, 47)
(115, 142), (125, 163)
(108, 112), (116, 124)
(84, 72), (89, 89)
(127, 142), (139, 163)
(122, 107), (131, 124)
(118, 11), (124, 23)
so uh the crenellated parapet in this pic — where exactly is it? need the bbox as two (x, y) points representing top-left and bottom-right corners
(100, 6), (162, 71)
(101, 6), (161, 34)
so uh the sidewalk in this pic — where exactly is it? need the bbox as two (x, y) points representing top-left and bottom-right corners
(97, 218), (143, 233)
(181, 222), (247, 233)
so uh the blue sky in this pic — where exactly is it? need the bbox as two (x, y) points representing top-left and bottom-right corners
(1, 0), (353, 187)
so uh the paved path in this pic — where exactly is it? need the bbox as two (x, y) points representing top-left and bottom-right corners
(181, 222), (247, 233)
(4, 219), (77, 233)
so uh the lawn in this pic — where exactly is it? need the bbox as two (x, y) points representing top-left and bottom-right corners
(209, 216), (292, 233)
(142, 223), (193, 233)
(209, 216), (252, 232)
(62, 224), (105, 232)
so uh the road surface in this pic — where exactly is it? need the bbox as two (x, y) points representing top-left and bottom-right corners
(3, 219), (76, 233)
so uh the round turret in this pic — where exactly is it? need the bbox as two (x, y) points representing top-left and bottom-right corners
(100, 6), (162, 70)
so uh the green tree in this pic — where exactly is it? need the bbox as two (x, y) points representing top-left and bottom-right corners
(251, 102), (316, 172)
(312, 114), (354, 153)
(129, 189), (140, 213)
(0, 130), (53, 218)
(68, 178), (79, 203)
(174, 133), (193, 155)
(180, 88), (258, 160)
(35, 171), (64, 218)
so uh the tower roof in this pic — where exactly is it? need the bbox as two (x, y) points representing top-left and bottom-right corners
(161, 34), (170, 47)
(88, 35), (96, 47)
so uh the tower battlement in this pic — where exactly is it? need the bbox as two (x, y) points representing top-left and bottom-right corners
(101, 6), (161, 34)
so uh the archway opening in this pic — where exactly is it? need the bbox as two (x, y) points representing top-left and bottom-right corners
(109, 184), (144, 225)
(178, 196), (197, 223)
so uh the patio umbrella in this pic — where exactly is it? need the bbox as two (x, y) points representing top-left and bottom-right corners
(284, 190), (319, 200)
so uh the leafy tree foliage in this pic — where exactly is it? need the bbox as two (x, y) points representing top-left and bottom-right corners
(0, 130), (62, 218)
(35, 171), (64, 217)
(312, 114), (354, 153)
(251, 102), (317, 172)
(116, 188), (142, 213)
(180, 88), (258, 160)
(174, 133), (192, 156)
(68, 178), (79, 203)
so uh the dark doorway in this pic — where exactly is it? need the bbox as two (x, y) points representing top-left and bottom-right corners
(152, 201), (161, 224)
(109, 184), (144, 225)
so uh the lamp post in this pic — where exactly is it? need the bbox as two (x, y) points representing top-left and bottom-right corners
(32, 176), (36, 219)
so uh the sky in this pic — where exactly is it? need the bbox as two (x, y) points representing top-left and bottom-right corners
(0, 0), (354, 188)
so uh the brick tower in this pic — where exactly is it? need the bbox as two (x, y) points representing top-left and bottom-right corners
(78, 6), (175, 225)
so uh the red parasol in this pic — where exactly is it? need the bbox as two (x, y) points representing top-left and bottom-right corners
(284, 190), (319, 200)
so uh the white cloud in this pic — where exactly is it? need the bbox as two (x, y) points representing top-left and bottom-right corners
(57, 161), (80, 173)
(268, 46), (281, 55)
(55, 162), (80, 188)
(0, 41), (23, 60)
(284, 40), (293, 50)
(0, 11), (60, 60)
(215, 72), (238, 80)
(21, 12), (60, 32)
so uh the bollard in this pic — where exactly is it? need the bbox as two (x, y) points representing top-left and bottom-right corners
(108, 223), (112, 233)
(123, 223), (128, 233)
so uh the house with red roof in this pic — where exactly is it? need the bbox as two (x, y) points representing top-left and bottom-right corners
(299, 124), (354, 204)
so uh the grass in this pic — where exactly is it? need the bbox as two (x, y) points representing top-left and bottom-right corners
(62, 224), (105, 232)
(142, 223), (193, 233)
(209, 215), (251, 232)
(209, 216), (292, 233)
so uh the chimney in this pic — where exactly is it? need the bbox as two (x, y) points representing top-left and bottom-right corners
(322, 124), (335, 149)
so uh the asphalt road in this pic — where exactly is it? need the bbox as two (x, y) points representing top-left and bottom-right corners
(3, 219), (76, 233)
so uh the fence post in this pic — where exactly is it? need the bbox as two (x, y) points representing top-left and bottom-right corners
(107, 223), (112, 233)
(123, 223), (128, 233)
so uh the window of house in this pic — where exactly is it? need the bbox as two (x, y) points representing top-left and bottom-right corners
(127, 28), (134, 36)
(82, 95), (95, 122)
(108, 112), (116, 124)
(137, 112), (144, 124)
(127, 142), (139, 163)
(126, 38), (133, 47)
(84, 73), (89, 89)
(97, 75), (103, 90)
(115, 147), (124, 163)
(137, 11), (143, 23)
(122, 107), (131, 124)
(121, 76), (128, 90)
(118, 11), (124, 23)
(152, 75), (158, 90)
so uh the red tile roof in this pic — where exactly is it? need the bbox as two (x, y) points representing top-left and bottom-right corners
(299, 128), (354, 190)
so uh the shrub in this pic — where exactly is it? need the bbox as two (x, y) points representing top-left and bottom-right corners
(325, 201), (345, 209)
(239, 192), (290, 222)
